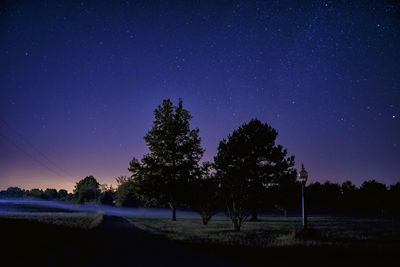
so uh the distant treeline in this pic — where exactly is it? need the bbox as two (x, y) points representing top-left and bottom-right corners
(1, 179), (399, 218)
(0, 187), (73, 201)
(263, 179), (400, 217)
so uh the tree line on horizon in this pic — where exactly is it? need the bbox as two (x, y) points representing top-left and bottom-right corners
(2, 178), (399, 217)
(1, 99), (399, 230)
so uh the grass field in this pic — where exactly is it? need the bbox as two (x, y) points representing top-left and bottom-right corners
(0, 213), (107, 266)
(1, 210), (400, 265)
(126, 215), (400, 248)
(0, 212), (103, 229)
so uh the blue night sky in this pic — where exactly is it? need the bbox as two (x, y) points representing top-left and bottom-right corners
(0, 0), (399, 192)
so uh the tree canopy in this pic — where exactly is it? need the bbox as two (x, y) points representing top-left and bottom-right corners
(129, 99), (204, 220)
(115, 176), (140, 207)
(214, 118), (296, 228)
(74, 175), (100, 204)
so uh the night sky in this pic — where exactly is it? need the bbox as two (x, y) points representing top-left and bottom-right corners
(1, 0), (399, 192)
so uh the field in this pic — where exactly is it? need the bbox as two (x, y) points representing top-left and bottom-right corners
(126, 215), (400, 265)
(0, 212), (103, 229)
(126, 215), (400, 248)
(1, 207), (400, 266)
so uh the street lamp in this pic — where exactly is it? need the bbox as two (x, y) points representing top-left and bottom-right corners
(299, 164), (308, 228)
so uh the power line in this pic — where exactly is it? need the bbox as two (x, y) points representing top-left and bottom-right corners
(0, 117), (78, 179)
(0, 131), (68, 178)
(0, 118), (77, 179)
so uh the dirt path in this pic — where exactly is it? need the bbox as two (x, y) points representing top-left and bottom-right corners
(74, 215), (243, 266)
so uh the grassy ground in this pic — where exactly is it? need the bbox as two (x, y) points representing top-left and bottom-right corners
(0, 214), (105, 266)
(0, 214), (243, 266)
(0, 212), (103, 229)
(126, 215), (400, 248)
(1, 212), (399, 265)
(126, 215), (400, 264)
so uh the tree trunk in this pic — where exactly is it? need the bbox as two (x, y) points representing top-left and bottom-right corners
(233, 221), (241, 231)
(171, 203), (177, 221)
(250, 208), (258, 221)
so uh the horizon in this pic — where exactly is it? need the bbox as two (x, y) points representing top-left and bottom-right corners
(0, 172), (397, 194)
(1, 0), (399, 191)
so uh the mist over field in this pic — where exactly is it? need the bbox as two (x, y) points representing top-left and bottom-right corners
(0, 199), (198, 218)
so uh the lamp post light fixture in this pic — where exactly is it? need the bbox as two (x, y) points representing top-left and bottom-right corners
(299, 164), (308, 229)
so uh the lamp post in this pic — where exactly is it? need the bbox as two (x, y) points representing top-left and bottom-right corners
(299, 164), (308, 229)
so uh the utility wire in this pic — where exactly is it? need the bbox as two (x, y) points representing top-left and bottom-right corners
(0, 131), (68, 178)
(0, 117), (78, 179)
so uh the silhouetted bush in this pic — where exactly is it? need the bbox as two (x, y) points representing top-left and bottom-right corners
(115, 176), (141, 207)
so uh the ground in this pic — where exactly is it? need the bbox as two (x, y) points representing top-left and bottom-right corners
(126, 215), (400, 248)
(1, 213), (399, 266)
(126, 215), (400, 265)
(0, 214), (240, 266)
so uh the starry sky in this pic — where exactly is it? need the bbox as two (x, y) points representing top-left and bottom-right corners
(1, 0), (399, 192)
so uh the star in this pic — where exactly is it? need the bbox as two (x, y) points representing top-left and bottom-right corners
(1, 0), (399, 190)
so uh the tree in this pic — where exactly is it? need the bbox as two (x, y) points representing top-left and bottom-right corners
(218, 171), (250, 231)
(57, 189), (69, 200)
(44, 188), (58, 200)
(115, 176), (140, 207)
(340, 181), (358, 213)
(266, 181), (301, 216)
(129, 99), (204, 220)
(2, 187), (24, 198)
(341, 180), (357, 192)
(388, 182), (400, 215)
(214, 119), (296, 228)
(74, 175), (100, 204)
(191, 162), (220, 225)
(306, 181), (341, 214)
(27, 188), (44, 199)
(98, 184), (115, 205)
(359, 180), (388, 216)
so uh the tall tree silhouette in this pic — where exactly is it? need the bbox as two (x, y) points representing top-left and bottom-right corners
(214, 119), (296, 227)
(129, 99), (204, 220)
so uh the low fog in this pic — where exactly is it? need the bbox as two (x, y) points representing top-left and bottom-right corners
(0, 199), (199, 218)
